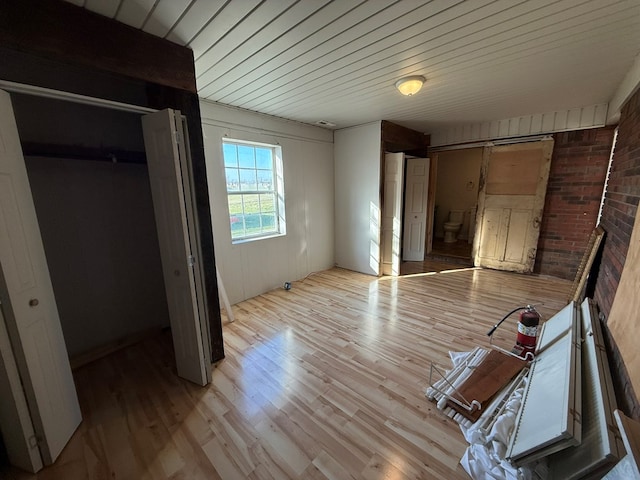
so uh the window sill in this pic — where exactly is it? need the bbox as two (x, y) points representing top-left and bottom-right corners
(231, 232), (286, 245)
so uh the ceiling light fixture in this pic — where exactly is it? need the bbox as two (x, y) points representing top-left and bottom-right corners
(395, 75), (426, 96)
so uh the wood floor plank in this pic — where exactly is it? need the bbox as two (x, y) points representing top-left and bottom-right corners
(2, 265), (571, 479)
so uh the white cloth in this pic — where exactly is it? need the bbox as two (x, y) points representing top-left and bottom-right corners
(459, 384), (545, 480)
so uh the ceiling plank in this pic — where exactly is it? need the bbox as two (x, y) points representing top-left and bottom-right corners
(188, 0), (263, 60)
(197, 0), (401, 99)
(165, 0), (226, 46)
(85, 0), (120, 18)
(194, 0), (299, 81)
(116, 0), (157, 29)
(194, 0), (333, 89)
(142, 0), (193, 39)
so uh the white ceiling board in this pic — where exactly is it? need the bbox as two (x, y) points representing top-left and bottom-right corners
(142, 0), (192, 39)
(187, 0), (263, 60)
(84, 0), (120, 18)
(115, 0), (157, 29)
(257, 0), (635, 117)
(165, 0), (226, 46)
(246, 0), (556, 111)
(61, 0), (640, 135)
(193, 0), (299, 81)
(194, 0), (335, 93)
(224, 0), (455, 108)
(197, 0), (398, 100)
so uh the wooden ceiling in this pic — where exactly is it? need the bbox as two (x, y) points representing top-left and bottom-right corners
(62, 0), (640, 133)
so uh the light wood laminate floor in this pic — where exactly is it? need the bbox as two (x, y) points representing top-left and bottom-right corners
(4, 266), (571, 480)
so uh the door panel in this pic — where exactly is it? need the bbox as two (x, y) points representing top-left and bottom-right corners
(382, 153), (404, 275)
(474, 140), (553, 273)
(0, 90), (81, 467)
(477, 208), (503, 259)
(142, 109), (210, 386)
(505, 209), (532, 262)
(402, 157), (429, 261)
(0, 301), (43, 472)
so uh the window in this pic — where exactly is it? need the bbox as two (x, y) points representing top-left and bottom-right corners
(222, 139), (285, 242)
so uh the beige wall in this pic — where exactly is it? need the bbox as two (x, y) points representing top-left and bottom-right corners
(201, 101), (335, 305)
(434, 147), (483, 239)
(334, 122), (382, 276)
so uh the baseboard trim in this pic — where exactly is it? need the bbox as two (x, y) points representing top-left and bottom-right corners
(70, 327), (164, 370)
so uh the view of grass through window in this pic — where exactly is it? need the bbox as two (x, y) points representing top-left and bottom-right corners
(223, 140), (282, 240)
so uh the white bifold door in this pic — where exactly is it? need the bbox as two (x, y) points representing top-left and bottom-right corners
(382, 153), (405, 275)
(0, 90), (82, 472)
(0, 92), (211, 473)
(141, 109), (211, 387)
(402, 157), (430, 262)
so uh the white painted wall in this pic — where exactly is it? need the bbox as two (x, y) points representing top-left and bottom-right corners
(24, 157), (170, 356)
(200, 101), (334, 305)
(334, 122), (382, 276)
(434, 148), (483, 239)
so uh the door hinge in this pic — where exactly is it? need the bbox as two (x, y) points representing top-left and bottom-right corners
(28, 435), (39, 448)
(188, 255), (195, 267)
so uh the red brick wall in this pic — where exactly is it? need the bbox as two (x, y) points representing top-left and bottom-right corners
(535, 127), (615, 279)
(594, 92), (640, 316)
(593, 87), (640, 419)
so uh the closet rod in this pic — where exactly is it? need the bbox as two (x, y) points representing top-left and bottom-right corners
(0, 80), (157, 115)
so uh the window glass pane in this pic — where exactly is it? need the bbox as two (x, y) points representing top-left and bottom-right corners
(230, 213), (244, 238)
(244, 214), (262, 236)
(223, 143), (237, 167)
(261, 212), (276, 230)
(239, 169), (257, 191)
(255, 148), (272, 169)
(225, 168), (240, 191)
(242, 194), (260, 215)
(227, 194), (243, 215)
(222, 140), (284, 241)
(259, 193), (275, 213)
(238, 145), (255, 168)
(257, 169), (273, 191)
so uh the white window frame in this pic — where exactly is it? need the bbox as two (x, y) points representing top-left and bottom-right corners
(222, 138), (286, 243)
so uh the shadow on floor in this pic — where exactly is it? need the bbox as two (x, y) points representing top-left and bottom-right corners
(400, 238), (473, 275)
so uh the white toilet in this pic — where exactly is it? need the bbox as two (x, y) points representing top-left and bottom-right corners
(443, 210), (465, 243)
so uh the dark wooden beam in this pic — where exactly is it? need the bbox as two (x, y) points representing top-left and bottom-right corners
(0, 0), (196, 93)
(381, 120), (430, 157)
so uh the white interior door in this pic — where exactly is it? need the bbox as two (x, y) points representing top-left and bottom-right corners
(0, 304), (43, 472)
(402, 157), (430, 261)
(0, 90), (81, 469)
(142, 109), (210, 386)
(473, 139), (554, 273)
(382, 153), (404, 275)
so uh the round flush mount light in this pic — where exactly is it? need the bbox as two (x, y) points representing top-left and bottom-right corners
(395, 75), (426, 96)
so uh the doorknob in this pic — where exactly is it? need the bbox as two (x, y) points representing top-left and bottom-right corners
(29, 298), (39, 307)
(533, 217), (541, 228)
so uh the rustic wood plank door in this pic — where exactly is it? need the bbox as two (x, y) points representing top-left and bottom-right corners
(473, 139), (554, 273)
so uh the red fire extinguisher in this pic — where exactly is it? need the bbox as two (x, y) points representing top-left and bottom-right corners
(487, 305), (541, 360)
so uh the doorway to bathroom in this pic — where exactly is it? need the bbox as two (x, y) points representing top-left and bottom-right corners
(429, 147), (483, 264)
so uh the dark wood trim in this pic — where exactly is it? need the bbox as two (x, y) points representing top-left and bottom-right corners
(0, 0), (196, 93)
(381, 120), (429, 156)
(21, 142), (147, 164)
